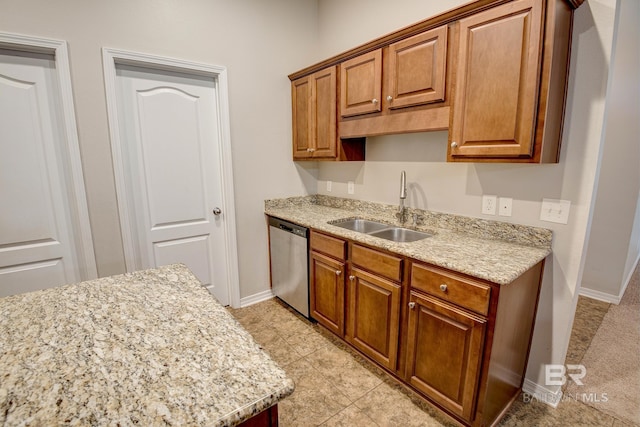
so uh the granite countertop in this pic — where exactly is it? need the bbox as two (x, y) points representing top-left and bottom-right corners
(265, 195), (552, 285)
(0, 264), (294, 426)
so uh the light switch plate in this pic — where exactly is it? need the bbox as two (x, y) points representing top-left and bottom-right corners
(540, 198), (571, 224)
(348, 181), (355, 194)
(482, 195), (497, 215)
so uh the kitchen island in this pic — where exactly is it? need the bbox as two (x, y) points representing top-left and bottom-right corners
(0, 264), (294, 426)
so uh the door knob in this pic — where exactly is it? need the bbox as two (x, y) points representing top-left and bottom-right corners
(212, 207), (222, 216)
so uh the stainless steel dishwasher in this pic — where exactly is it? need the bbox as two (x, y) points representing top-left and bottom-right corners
(268, 217), (309, 318)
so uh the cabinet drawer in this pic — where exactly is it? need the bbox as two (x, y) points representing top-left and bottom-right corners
(351, 244), (403, 282)
(310, 231), (346, 260)
(410, 263), (490, 316)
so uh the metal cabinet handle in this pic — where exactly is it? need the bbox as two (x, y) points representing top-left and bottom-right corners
(372, 98), (379, 104)
(212, 207), (222, 215)
(349, 275), (355, 281)
(386, 95), (393, 101)
(440, 284), (448, 292)
(336, 270), (342, 276)
(451, 141), (458, 149)
(307, 148), (315, 152)
(408, 302), (416, 309)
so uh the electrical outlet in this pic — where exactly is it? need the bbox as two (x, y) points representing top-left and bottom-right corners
(499, 197), (513, 217)
(347, 181), (355, 194)
(326, 180), (332, 192)
(482, 195), (497, 215)
(540, 199), (571, 224)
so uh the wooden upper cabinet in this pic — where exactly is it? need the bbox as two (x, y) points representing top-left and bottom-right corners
(292, 66), (337, 160)
(449, 0), (544, 160)
(339, 26), (448, 119)
(387, 25), (447, 109)
(290, 0), (580, 162)
(340, 50), (383, 118)
(292, 77), (311, 158)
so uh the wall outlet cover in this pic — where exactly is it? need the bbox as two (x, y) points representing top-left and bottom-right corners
(482, 195), (497, 215)
(499, 197), (513, 217)
(347, 181), (355, 194)
(326, 180), (332, 192)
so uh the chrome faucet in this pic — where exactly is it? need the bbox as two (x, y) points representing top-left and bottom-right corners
(397, 171), (407, 224)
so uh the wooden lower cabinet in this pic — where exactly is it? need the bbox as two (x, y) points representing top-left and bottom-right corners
(405, 291), (486, 422)
(306, 229), (544, 426)
(346, 267), (401, 371)
(310, 251), (345, 337)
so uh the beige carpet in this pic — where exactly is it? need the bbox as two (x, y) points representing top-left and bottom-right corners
(566, 264), (640, 425)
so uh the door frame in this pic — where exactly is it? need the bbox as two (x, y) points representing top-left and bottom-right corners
(102, 48), (241, 308)
(0, 31), (98, 282)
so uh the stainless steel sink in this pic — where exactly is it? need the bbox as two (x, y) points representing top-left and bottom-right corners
(330, 218), (432, 242)
(368, 227), (432, 243)
(331, 218), (390, 233)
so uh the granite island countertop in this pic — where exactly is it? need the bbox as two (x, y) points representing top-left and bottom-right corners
(0, 264), (294, 426)
(265, 195), (553, 285)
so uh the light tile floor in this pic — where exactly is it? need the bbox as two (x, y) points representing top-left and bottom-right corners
(228, 297), (631, 427)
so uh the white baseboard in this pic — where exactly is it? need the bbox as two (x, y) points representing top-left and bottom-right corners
(578, 287), (621, 304)
(522, 379), (563, 408)
(239, 289), (274, 308)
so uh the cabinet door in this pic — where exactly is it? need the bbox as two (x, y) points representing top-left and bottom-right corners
(310, 251), (345, 336)
(405, 291), (486, 421)
(340, 49), (382, 117)
(291, 76), (312, 159)
(449, 0), (543, 159)
(311, 67), (337, 158)
(387, 25), (447, 109)
(346, 267), (401, 371)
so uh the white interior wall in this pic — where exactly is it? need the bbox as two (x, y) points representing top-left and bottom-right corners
(581, 0), (640, 301)
(0, 0), (319, 300)
(316, 0), (618, 391)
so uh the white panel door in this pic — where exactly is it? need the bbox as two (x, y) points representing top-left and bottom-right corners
(115, 64), (230, 305)
(0, 49), (80, 296)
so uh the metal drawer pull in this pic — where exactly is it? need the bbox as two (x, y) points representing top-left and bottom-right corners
(335, 270), (342, 276)
(408, 302), (416, 309)
(349, 275), (355, 281)
(440, 284), (448, 292)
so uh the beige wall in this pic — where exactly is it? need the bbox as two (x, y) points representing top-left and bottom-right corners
(0, 0), (319, 299)
(581, 0), (640, 301)
(315, 0), (618, 390)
